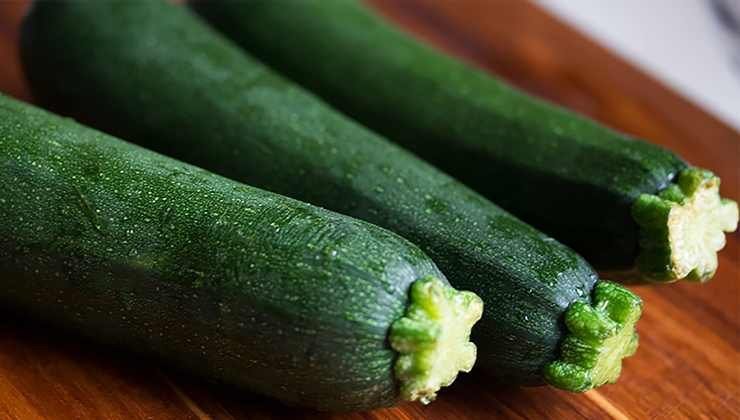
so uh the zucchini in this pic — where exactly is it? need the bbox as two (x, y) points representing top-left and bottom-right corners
(21, 0), (643, 392)
(192, 0), (738, 283)
(0, 93), (484, 411)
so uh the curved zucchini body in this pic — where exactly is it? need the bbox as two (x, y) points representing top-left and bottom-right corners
(21, 0), (642, 391)
(192, 0), (738, 283)
(0, 94), (483, 411)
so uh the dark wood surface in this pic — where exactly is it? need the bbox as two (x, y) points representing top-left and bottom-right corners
(1, 1), (738, 418)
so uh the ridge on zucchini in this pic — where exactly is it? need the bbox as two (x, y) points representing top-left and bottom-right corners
(390, 276), (483, 404)
(544, 281), (641, 392)
(632, 168), (739, 282)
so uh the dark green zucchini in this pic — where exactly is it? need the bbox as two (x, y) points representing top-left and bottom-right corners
(21, 0), (642, 392)
(0, 93), (484, 411)
(192, 0), (738, 283)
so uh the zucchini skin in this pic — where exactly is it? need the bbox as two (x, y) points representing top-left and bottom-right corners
(191, 0), (689, 271)
(21, 1), (599, 385)
(0, 94), (448, 411)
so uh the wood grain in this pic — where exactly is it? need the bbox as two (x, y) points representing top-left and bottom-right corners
(1, 0), (738, 418)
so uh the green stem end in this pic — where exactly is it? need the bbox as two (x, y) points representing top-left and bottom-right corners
(632, 167), (738, 283)
(544, 281), (642, 392)
(390, 276), (483, 404)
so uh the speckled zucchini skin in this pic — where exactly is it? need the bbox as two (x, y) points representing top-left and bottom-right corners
(191, 0), (689, 271)
(21, 1), (599, 386)
(0, 94), (450, 411)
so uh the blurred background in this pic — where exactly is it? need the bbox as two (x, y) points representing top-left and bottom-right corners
(537, 0), (740, 131)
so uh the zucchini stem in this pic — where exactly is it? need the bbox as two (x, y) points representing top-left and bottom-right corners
(632, 167), (738, 282)
(544, 281), (642, 392)
(390, 276), (483, 404)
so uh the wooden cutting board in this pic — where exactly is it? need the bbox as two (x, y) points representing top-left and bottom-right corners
(1, 1), (738, 418)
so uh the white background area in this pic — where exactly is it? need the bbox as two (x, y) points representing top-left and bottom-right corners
(535, 0), (740, 132)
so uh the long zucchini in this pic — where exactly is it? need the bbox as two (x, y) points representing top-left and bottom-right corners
(192, 0), (738, 283)
(0, 93), (483, 411)
(21, 0), (643, 392)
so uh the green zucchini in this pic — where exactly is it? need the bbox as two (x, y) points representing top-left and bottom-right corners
(21, 0), (643, 392)
(0, 93), (484, 411)
(192, 0), (738, 283)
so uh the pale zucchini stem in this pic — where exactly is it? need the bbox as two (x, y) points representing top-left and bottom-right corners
(632, 167), (738, 283)
(544, 281), (642, 392)
(390, 276), (483, 404)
